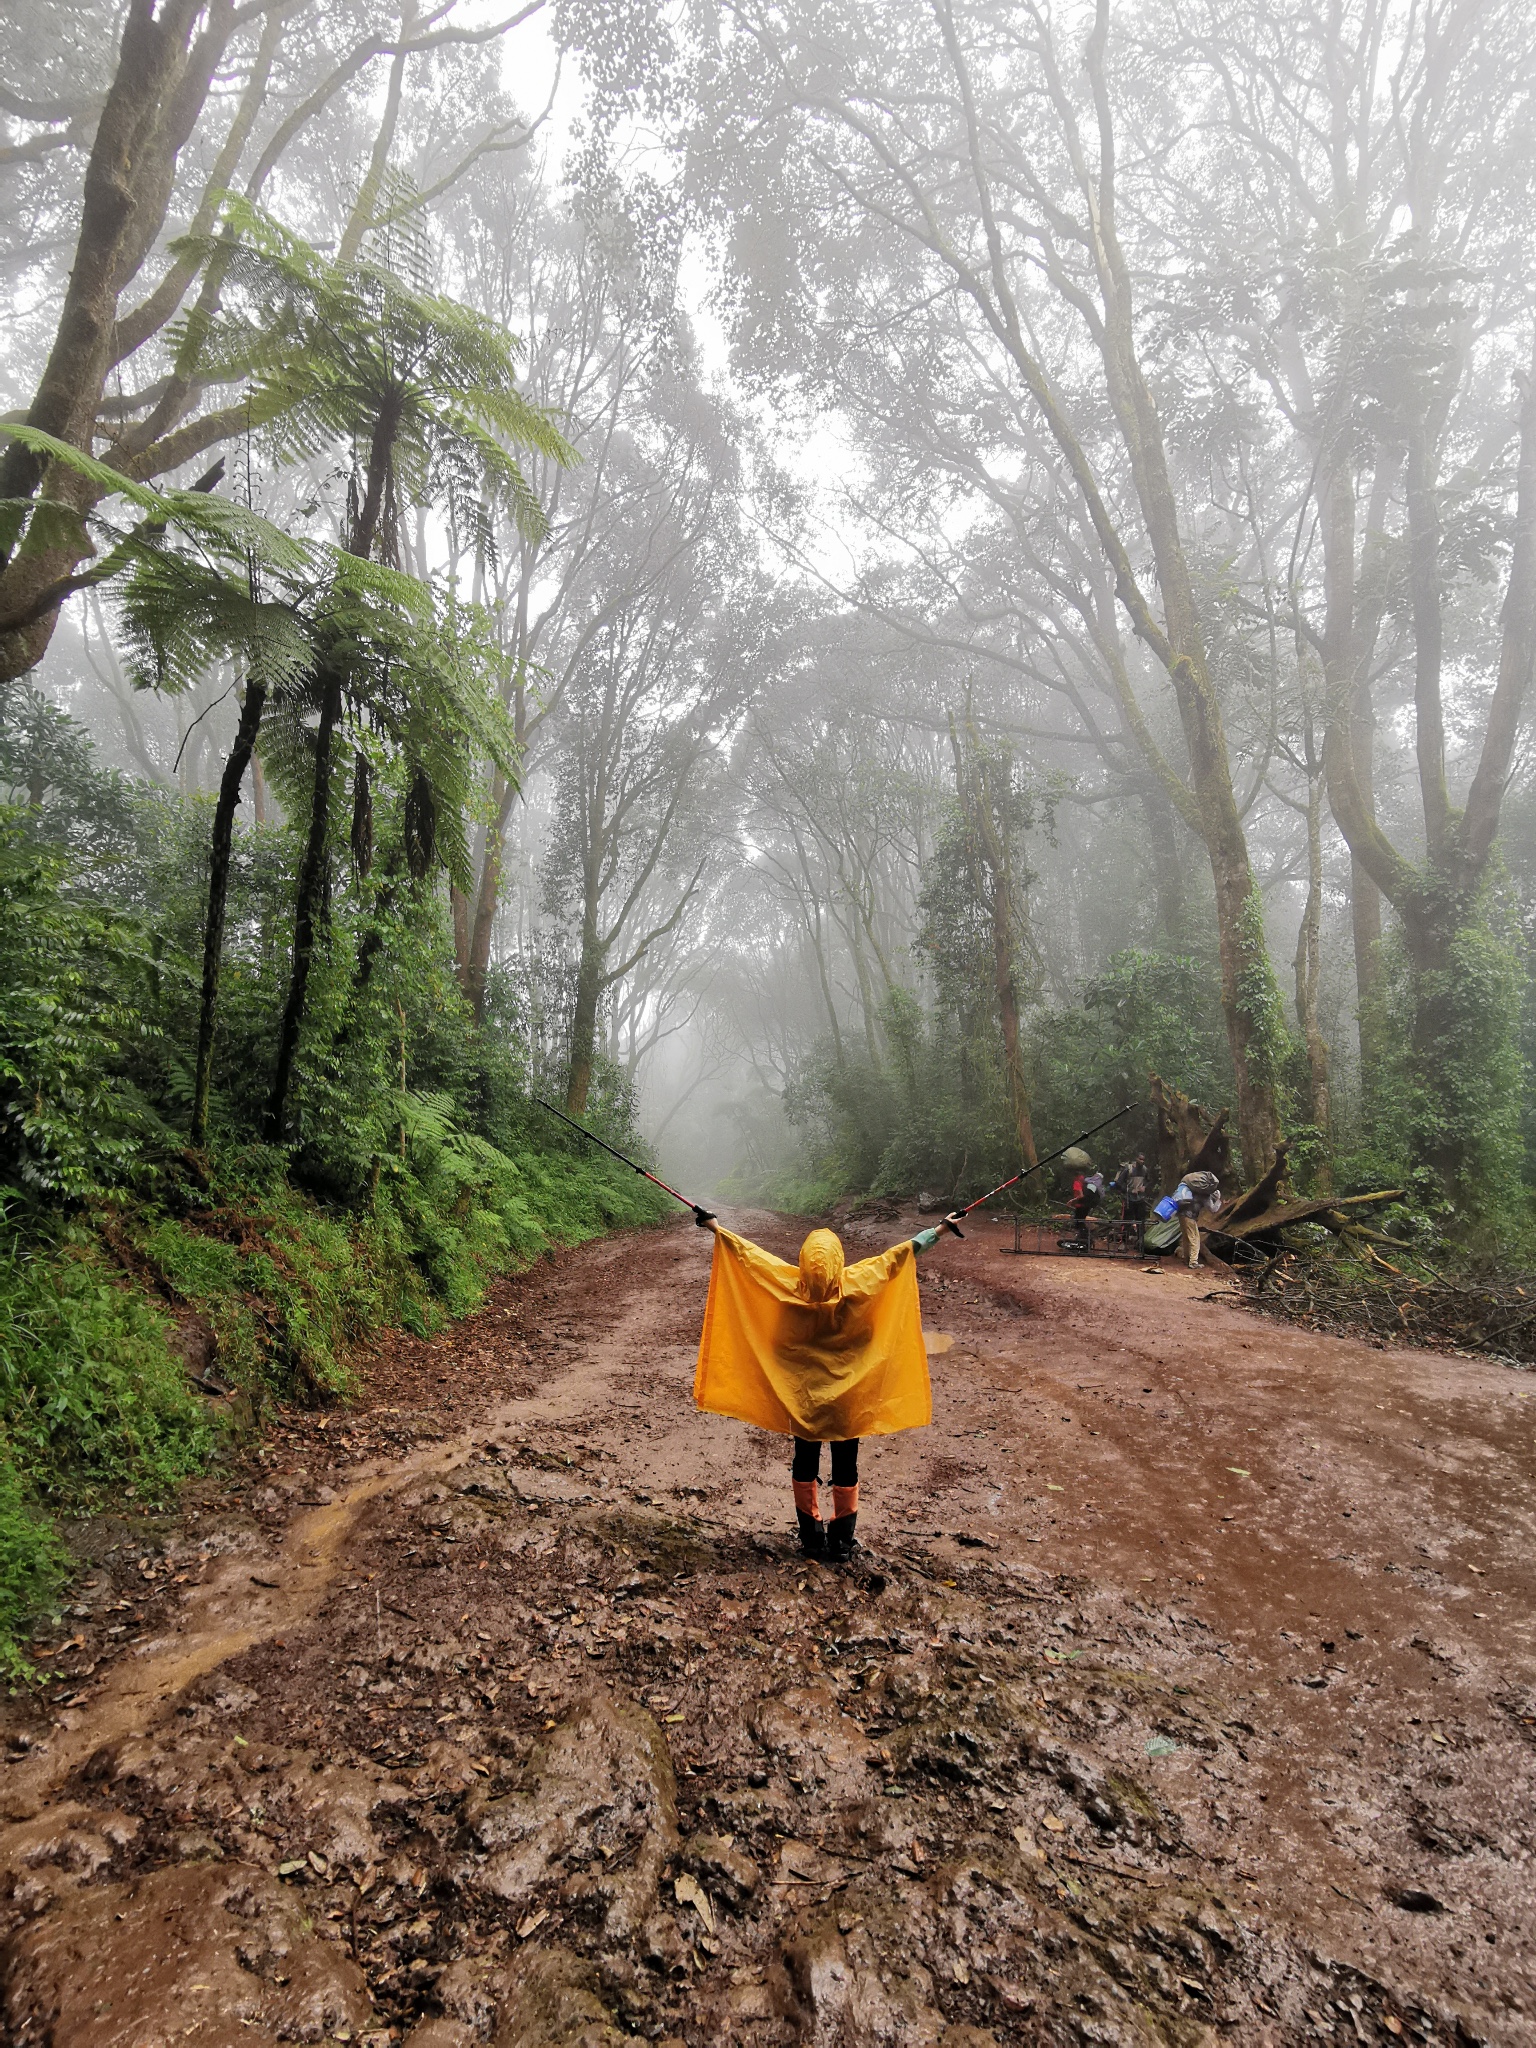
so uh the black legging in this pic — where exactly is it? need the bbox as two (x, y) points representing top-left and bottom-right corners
(792, 1438), (859, 1486)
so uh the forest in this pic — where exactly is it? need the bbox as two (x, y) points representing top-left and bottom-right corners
(1, 0), (1533, 1663)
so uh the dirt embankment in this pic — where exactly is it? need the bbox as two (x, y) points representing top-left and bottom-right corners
(0, 1214), (1531, 2047)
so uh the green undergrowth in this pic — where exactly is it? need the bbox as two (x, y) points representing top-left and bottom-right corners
(711, 1160), (850, 1217)
(0, 1130), (664, 1670)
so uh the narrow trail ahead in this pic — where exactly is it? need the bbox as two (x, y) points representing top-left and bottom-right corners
(0, 1213), (1531, 2047)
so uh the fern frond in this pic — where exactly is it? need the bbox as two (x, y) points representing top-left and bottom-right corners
(0, 425), (167, 513)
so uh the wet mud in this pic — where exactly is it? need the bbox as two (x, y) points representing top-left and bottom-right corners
(1, 1213), (1532, 2046)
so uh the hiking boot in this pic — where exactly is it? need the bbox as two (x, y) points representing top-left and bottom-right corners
(796, 1511), (827, 1559)
(825, 1512), (858, 1563)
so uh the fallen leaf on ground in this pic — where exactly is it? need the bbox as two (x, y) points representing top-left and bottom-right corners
(1226, 1467), (1249, 1477)
(674, 1872), (716, 1934)
(516, 1908), (548, 1939)
(1145, 1737), (1179, 1757)
(1042, 1815), (1066, 1833)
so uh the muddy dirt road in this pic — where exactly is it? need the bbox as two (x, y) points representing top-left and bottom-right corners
(2, 1212), (1532, 2047)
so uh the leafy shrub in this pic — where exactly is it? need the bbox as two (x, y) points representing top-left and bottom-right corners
(0, 698), (669, 1667)
(0, 817), (170, 1197)
(0, 1222), (212, 1505)
(1355, 896), (1529, 1251)
(0, 1458), (67, 1675)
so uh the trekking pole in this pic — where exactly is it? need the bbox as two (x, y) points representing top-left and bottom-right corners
(940, 1104), (1136, 1236)
(532, 1097), (714, 1223)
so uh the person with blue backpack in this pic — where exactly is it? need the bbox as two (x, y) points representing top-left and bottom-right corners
(1147, 1170), (1223, 1266)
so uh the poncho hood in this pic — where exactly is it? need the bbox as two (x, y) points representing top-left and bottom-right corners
(797, 1228), (845, 1303)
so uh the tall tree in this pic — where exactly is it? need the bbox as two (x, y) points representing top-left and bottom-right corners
(687, 0), (1292, 1174)
(432, 159), (688, 1019)
(928, 712), (1041, 1168)
(1155, 0), (1536, 1197)
(543, 539), (753, 1116)
(157, 204), (568, 1140)
(0, 0), (550, 684)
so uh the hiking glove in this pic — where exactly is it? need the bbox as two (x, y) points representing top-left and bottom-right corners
(693, 1206), (717, 1228)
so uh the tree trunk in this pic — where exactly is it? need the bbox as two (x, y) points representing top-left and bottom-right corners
(345, 888), (397, 1017)
(1323, 329), (1536, 1199)
(1207, 822), (1283, 1179)
(264, 394), (398, 1136)
(1293, 758), (1332, 1191)
(0, 0), (238, 681)
(450, 883), (472, 985)
(1141, 782), (1186, 948)
(1348, 510), (1391, 1056)
(1348, 706), (1382, 1056)
(1151, 1075), (1233, 1191)
(991, 860), (1038, 1169)
(849, 931), (881, 1066)
(1060, 10), (1287, 1177)
(464, 771), (517, 1019)
(806, 899), (845, 1064)
(264, 666), (341, 1140)
(564, 926), (605, 1117)
(190, 675), (266, 1149)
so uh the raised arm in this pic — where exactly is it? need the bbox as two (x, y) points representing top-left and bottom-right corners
(911, 1214), (963, 1253)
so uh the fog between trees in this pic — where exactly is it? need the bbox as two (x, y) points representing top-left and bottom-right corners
(3, 0), (1535, 1254)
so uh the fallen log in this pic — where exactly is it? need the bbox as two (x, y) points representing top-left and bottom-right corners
(1216, 1190), (1403, 1240)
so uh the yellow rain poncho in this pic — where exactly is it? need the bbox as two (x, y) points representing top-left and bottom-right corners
(693, 1226), (931, 1440)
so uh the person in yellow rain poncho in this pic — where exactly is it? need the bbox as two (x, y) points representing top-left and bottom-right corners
(692, 1214), (956, 1561)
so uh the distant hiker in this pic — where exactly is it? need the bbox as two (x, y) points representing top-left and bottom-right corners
(1114, 1153), (1150, 1223)
(692, 1215), (953, 1561)
(1061, 1163), (1105, 1250)
(1149, 1170), (1222, 1267)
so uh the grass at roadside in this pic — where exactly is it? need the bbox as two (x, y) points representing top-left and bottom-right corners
(0, 1136), (664, 1672)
